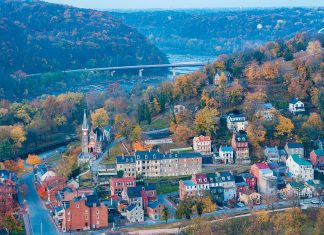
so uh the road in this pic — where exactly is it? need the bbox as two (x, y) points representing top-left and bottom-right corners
(111, 197), (322, 234)
(91, 137), (125, 172)
(22, 148), (65, 235)
(22, 173), (61, 235)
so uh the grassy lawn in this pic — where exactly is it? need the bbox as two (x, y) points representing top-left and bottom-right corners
(144, 175), (190, 184)
(101, 144), (124, 164)
(157, 184), (179, 194)
(203, 164), (250, 174)
(46, 153), (62, 163)
(141, 115), (170, 131)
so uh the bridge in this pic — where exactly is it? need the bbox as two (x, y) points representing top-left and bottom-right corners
(25, 62), (206, 78)
(318, 28), (324, 34)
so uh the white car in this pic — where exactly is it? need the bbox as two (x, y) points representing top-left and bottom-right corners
(311, 199), (320, 204)
(237, 202), (245, 207)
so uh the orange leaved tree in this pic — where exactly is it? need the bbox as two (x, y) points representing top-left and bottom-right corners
(26, 154), (41, 168)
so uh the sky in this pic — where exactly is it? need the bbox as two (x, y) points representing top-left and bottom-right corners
(45, 0), (324, 10)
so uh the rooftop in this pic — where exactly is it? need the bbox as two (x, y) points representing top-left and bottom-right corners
(252, 163), (269, 170)
(313, 149), (324, 156)
(290, 154), (312, 166)
(220, 146), (233, 152)
(286, 142), (304, 149)
(127, 187), (142, 198)
(194, 135), (211, 142)
(182, 180), (197, 187)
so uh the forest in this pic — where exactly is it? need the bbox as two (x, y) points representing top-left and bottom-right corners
(113, 8), (324, 55)
(0, 0), (168, 99)
(0, 31), (323, 163)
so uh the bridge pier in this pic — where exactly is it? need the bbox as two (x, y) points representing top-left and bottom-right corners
(110, 70), (115, 77)
(172, 67), (176, 78)
(139, 69), (144, 78)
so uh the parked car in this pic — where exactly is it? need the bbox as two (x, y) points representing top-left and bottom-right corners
(311, 199), (320, 204)
(280, 195), (287, 200)
(237, 202), (245, 207)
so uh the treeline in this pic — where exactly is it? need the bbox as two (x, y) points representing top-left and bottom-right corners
(0, 0), (168, 99)
(1, 32), (324, 162)
(183, 208), (323, 235)
(113, 8), (323, 55)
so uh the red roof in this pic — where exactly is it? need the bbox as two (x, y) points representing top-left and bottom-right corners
(110, 177), (135, 183)
(192, 173), (208, 184)
(194, 135), (211, 142)
(253, 163), (269, 169)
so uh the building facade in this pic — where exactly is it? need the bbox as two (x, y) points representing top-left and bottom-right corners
(116, 151), (202, 178)
(289, 98), (305, 115)
(227, 113), (248, 132)
(219, 146), (234, 164)
(231, 133), (250, 163)
(193, 136), (212, 155)
(310, 149), (324, 170)
(285, 142), (305, 159)
(61, 195), (108, 232)
(286, 154), (314, 181)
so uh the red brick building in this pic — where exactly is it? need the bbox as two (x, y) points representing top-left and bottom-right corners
(62, 195), (108, 232)
(250, 163), (269, 179)
(147, 201), (164, 220)
(110, 177), (136, 196)
(310, 150), (324, 170)
(0, 179), (17, 216)
(231, 133), (250, 163)
(241, 173), (257, 190)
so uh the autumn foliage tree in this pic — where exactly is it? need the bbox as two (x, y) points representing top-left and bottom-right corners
(91, 108), (109, 127)
(26, 154), (41, 168)
(194, 107), (219, 135)
(275, 115), (294, 139)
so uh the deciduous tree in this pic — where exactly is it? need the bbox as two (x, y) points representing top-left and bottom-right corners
(91, 108), (109, 127)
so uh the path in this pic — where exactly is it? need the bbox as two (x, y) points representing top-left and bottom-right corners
(91, 137), (125, 172)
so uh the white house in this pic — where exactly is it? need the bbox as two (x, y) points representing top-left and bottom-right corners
(286, 154), (314, 181)
(126, 204), (144, 223)
(226, 113), (248, 132)
(289, 98), (305, 115)
(40, 170), (57, 182)
(219, 146), (234, 164)
(173, 105), (186, 115)
(193, 135), (212, 155)
(282, 181), (313, 198)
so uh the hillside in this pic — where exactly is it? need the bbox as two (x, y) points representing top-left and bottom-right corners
(112, 8), (324, 55)
(0, 0), (168, 98)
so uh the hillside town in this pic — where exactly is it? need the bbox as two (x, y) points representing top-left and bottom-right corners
(0, 2), (324, 234)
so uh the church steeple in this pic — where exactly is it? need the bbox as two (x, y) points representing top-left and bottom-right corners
(81, 110), (89, 154)
(82, 109), (88, 131)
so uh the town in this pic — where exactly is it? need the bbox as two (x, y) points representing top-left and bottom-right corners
(0, 1), (324, 235)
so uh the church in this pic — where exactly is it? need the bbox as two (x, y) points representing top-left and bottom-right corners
(79, 111), (112, 165)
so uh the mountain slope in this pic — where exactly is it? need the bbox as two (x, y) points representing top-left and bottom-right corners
(0, 0), (168, 75)
(112, 8), (324, 55)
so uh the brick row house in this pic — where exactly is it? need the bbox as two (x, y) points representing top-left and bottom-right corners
(231, 132), (250, 164)
(61, 195), (108, 232)
(180, 171), (246, 204)
(116, 150), (202, 178)
(193, 135), (212, 155)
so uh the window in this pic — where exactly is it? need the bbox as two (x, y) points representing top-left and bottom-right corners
(76, 203), (79, 208)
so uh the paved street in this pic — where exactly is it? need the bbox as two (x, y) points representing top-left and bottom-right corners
(91, 137), (125, 172)
(22, 173), (62, 235)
